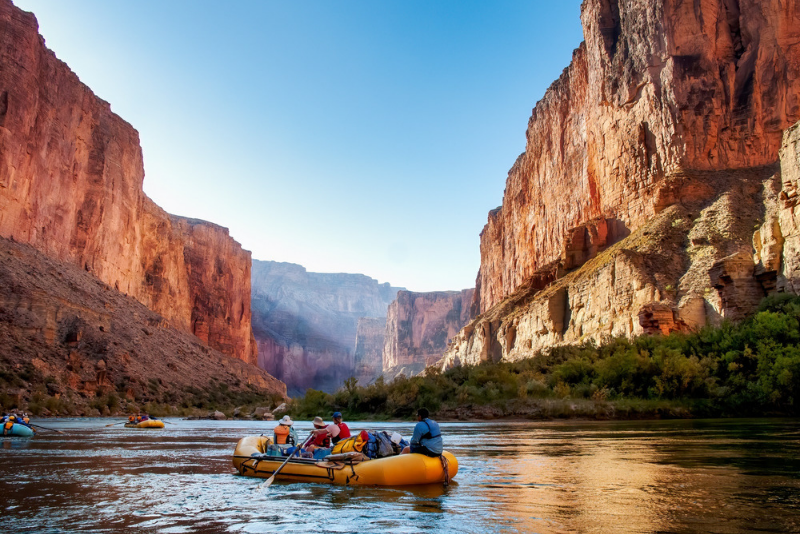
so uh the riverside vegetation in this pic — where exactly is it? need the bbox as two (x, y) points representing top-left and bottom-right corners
(290, 294), (800, 421)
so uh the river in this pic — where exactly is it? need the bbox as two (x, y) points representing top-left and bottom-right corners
(1, 418), (799, 533)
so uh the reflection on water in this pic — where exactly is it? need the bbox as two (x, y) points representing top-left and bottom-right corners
(1, 418), (800, 533)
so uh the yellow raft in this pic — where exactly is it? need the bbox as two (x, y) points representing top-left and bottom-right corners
(232, 435), (458, 486)
(124, 419), (165, 429)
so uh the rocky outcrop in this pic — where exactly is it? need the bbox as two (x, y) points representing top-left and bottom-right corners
(251, 260), (402, 395)
(443, 0), (800, 370)
(475, 0), (800, 315)
(0, 0), (256, 363)
(353, 317), (387, 385)
(383, 289), (474, 378)
(443, 163), (792, 368)
(0, 236), (285, 414)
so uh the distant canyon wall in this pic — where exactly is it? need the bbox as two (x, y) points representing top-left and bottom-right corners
(353, 317), (386, 385)
(0, 0), (256, 364)
(443, 0), (800, 369)
(383, 289), (474, 379)
(251, 260), (402, 394)
(476, 0), (800, 314)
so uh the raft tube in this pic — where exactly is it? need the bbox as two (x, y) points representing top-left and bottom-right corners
(3, 423), (35, 437)
(232, 435), (458, 486)
(124, 420), (165, 429)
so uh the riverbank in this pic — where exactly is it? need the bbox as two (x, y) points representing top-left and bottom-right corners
(289, 294), (800, 422)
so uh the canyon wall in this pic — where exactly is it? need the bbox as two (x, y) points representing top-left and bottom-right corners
(0, 236), (285, 414)
(353, 317), (387, 385)
(0, 0), (256, 364)
(251, 260), (402, 395)
(475, 0), (800, 314)
(443, 0), (800, 369)
(383, 289), (474, 379)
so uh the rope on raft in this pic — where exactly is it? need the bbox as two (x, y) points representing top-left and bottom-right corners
(440, 454), (450, 486)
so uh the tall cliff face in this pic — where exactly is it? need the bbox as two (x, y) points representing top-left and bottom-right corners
(443, 0), (800, 370)
(476, 0), (800, 314)
(383, 289), (474, 378)
(251, 260), (402, 394)
(353, 317), (387, 385)
(0, 0), (256, 364)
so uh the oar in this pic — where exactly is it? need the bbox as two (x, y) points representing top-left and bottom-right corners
(29, 423), (64, 434)
(104, 421), (128, 427)
(260, 433), (314, 490)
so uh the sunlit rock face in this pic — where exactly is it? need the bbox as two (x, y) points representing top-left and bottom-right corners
(445, 0), (800, 369)
(383, 289), (474, 379)
(353, 317), (387, 385)
(0, 0), (257, 364)
(475, 0), (800, 314)
(251, 260), (401, 395)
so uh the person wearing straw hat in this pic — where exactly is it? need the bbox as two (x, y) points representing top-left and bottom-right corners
(308, 416), (331, 449)
(273, 415), (298, 445)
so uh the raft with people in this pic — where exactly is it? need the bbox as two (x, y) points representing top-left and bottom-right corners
(232, 410), (457, 486)
(124, 415), (165, 429)
(232, 434), (457, 485)
(2, 414), (35, 437)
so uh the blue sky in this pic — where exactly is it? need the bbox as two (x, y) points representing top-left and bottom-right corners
(15, 0), (584, 292)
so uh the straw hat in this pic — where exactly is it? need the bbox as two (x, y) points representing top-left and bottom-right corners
(312, 416), (325, 427)
(279, 415), (293, 426)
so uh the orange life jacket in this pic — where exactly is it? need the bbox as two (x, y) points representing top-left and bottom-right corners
(273, 424), (291, 444)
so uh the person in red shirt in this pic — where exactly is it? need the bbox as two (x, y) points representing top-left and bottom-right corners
(330, 411), (350, 444)
(308, 416), (330, 450)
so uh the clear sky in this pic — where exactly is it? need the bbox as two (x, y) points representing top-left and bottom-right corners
(15, 0), (584, 292)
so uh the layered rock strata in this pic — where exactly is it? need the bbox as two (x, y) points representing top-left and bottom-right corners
(0, 0), (256, 363)
(475, 0), (800, 315)
(0, 236), (285, 413)
(251, 260), (402, 395)
(443, 0), (800, 370)
(383, 289), (474, 379)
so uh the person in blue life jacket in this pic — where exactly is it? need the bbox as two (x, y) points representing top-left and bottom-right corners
(401, 407), (443, 457)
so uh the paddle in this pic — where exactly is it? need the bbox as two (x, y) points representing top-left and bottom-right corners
(260, 432), (314, 490)
(29, 423), (64, 434)
(104, 421), (128, 427)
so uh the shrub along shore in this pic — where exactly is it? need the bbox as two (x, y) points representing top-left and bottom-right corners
(289, 294), (800, 421)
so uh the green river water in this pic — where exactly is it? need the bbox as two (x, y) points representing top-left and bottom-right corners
(1, 418), (799, 533)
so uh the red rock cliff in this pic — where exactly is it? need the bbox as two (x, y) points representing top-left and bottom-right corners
(0, 0), (256, 363)
(476, 0), (800, 314)
(442, 0), (800, 370)
(383, 289), (474, 378)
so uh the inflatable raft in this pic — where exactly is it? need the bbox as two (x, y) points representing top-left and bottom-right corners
(124, 419), (165, 429)
(232, 435), (458, 486)
(2, 423), (35, 437)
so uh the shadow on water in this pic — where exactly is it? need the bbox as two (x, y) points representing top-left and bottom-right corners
(1, 418), (800, 533)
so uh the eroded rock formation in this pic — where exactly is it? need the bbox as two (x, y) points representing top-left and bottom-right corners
(383, 289), (474, 378)
(251, 260), (402, 395)
(0, 236), (285, 413)
(475, 0), (800, 314)
(0, 0), (256, 363)
(443, 0), (800, 369)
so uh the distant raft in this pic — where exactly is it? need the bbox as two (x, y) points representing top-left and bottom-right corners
(124, 419), (165, 429)
(232, 435), (458, 486)
(3, 423), (35, 437)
